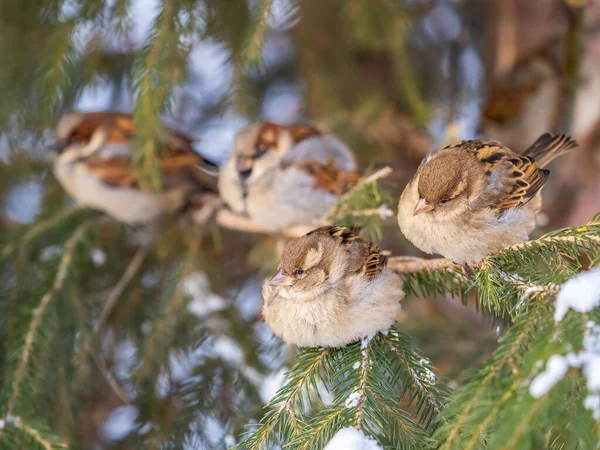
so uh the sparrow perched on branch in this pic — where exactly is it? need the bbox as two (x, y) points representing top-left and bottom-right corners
(51, 111), (219, 224)
(262, 226), (404, 348)
(218, 122), (360, 232)
(397, 133), (577, 264)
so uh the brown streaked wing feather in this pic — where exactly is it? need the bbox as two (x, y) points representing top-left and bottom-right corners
(85, 158), (135, 187)
(470, 141), (512, 174)
(494, 156), (549, 212)
(80, 113), (218, 190)
(307, 226), (363, 248)
(363, 243), (387, 280)
(308, 226), (385, 279)
(299, 160), (360, 194)
(287, 124), (322, 143)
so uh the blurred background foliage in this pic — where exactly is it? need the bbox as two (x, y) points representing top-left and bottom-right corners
(1, 0), (600, 448)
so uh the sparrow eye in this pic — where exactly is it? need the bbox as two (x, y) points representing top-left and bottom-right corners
(440, 199), (450, 204)
(296, 268), (305, 277)
(254, 144), (268, 158)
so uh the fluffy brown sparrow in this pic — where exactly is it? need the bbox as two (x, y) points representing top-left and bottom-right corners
(51, 111), (218, 224)
(397, 133), (577, 264)
(218, 122), (360, 232)
(262, 226), (404, 347)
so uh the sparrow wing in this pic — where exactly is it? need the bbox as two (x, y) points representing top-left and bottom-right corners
(73, 113), (218, 191)
(490, 156), (549, 212)
(298, 159), (361, 194)
(280, 125), (359, 193)
(362, 243), (387, 280)
(307, 226), (386, 279)
(307, 226), (363, 248)
(454, 140), (548, 213)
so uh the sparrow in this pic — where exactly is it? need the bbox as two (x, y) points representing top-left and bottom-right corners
(262, 226), (404, 348)
(397, 133), (577, 264)
(218, 122), (360, 232)
(51, 111), (219, 224)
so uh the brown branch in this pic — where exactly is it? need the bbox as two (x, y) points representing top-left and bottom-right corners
(215, 208), (314, 238)
(556, 0), (586, 133)
(94, 244), (150, 335)
(90, 353), (132, 405)
(387, 256), (460, 273)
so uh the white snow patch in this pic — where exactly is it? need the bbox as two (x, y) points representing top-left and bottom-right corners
(90, 248), (106, 266)
(183, 272), (227, 318)
(323, 428), (383, 450)
(360, 335), (374, 350)
(554, 267), (600, 322)
(40, 245), (62, 261)
(259, 368), (287, 404)
(103, 405), (139, 441)
(422, 368), (436, 385)
(224, 435), (236, 447)
(530, 322), (600, 420)
(188, 294), (227, 318)
(352, 362), (360, 370)
(529, 354), (569, 398)
(212, 336), (245, 364)
(585, 394), (600, 420)
(316, 380), (335, 406)
(344, 391), (361, 409)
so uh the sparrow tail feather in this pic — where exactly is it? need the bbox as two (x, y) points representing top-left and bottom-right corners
(523, 133), (578, 168)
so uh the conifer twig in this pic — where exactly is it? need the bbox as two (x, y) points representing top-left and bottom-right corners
(6, 219), (95, 414)
(0, 415), (66, 450)
(323, 166), (392, 222)
(1, 207), (80, 259)
(89, 353), (132, 405)
(94, 244), (151, 335)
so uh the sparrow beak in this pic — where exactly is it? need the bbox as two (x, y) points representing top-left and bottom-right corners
(269, 270), (293, 287)
(46, 140), (66, 155)
(414, 198), (434, 215)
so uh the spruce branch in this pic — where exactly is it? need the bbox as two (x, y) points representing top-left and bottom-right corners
(383, 330), (446, 421)
(1, 207), (83, 260)
(323, 166), (392, 223)
(132, 0), (189, 191)
(5, 219), (95, 414)
(240, 332), (449, 449)
(242, 0), (273, 66)
(0, 415), (68, 450)
(234, 348), (330, 449)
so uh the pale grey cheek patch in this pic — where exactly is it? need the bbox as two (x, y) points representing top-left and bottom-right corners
(304, 243), (324, 268)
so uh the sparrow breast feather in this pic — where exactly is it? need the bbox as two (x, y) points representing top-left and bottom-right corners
(262, 226), (404, 348)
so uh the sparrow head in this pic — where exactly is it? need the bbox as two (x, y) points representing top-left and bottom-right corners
(52, 111), (112, 162)
(51, 112), (86, 158)
(269, 234), (337, 293)
(415, 152), (469, 215)
(233, 122), (293, 180)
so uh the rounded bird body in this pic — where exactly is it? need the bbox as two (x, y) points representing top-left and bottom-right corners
(397, 134), (577, 264)
(52, 112), (218, 225)
(262, 226), (404, 348)
(218, 122), (359, 232)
